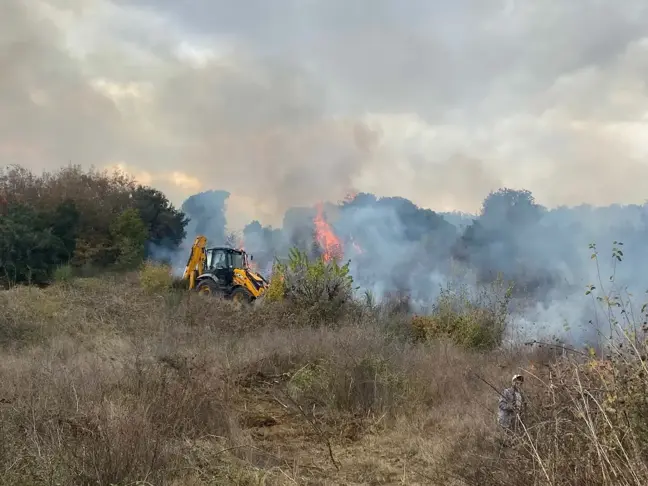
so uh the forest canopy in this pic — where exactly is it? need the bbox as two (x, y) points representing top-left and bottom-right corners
(0, 165), (188, 285)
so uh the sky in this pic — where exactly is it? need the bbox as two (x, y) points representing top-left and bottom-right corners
(2, 0), (648, 228)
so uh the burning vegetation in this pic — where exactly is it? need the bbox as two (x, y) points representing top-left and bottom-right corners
(313, 202), (344, 262)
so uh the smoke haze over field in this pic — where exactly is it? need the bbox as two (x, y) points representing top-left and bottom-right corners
(3, 0), (648, 343)
(175, 188), (648, 347)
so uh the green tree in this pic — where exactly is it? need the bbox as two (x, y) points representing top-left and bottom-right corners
(480, 188), (544, 228)
(0, 203), (71, 285)
(130, 186), (188, 255)
(109, 209), (149, 269)
(1, 164), (189, 274)
(1, 164), (134, 268)
(48, 199), (80, 260)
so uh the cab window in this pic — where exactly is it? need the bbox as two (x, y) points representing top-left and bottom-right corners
(231, 252), (244, 269)
(209, 250), (228, 269)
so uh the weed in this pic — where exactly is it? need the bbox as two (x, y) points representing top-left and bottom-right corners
(139, 260), (174, 293)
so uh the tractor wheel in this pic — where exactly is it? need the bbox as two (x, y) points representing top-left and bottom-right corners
(230, 287), (253, 307)
(196, 279), (221, 297)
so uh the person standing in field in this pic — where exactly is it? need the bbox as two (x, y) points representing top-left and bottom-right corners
(498, 374), (526, 434)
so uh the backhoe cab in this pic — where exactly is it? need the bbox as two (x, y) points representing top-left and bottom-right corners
(182, 235), (268, 304)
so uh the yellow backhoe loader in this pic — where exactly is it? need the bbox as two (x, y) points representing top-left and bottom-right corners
(182, 235), (268, 304)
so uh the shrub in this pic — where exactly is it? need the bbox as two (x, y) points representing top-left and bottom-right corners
(411, 279), (511, 350)
(52, 264), (74, 284)
(266, 248), (355, 321)
(264, 267), (286, 302)
(139, 261), (174, 293)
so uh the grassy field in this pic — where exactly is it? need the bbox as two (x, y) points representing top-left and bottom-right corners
(0, 269), (646, 485)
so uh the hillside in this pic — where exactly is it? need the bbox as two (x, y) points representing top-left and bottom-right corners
(0, 266), (646, 486)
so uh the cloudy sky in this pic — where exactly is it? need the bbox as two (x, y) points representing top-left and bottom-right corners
(2, 0), (648, 227)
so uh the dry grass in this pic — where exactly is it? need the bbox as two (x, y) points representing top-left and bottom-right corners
(0, 273), (646, 485)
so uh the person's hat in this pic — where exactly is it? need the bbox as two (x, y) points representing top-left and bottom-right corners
(512, 374), (524, 383)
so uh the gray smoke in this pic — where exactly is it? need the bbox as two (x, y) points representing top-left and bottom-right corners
(178, 187), (648, 348)
(181, 190), (230, 246)
(4, 1), (648, 224)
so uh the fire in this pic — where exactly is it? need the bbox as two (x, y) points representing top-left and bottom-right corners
(338, 190), (358, 205)
(236, 235), (259, 272)
(344, 191), (358, 203)
(313, 203), (343, 262)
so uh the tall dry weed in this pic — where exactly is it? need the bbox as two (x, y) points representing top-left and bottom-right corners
(3, 255), (646, 485)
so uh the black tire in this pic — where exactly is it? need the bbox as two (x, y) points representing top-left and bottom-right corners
(230, 286), (253, 305)
(196, 279), (221, 297)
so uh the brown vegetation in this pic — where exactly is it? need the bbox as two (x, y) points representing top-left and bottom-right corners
(0, 266), (646, 485)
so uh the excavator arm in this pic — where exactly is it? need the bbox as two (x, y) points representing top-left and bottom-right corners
(182, 235), (208, 290)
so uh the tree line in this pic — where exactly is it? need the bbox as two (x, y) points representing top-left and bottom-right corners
(5, 163), (645, 298)
(0, 165), (188, 286)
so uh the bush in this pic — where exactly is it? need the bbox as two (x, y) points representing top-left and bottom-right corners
(266, 248), (355, 321)
(139, 261), (174, 293)
(264, 268), (285, 302)
(411, 279), (511, 350)
(52, 264), (74, 284)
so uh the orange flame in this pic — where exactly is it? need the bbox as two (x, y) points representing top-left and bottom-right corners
(313, 203), (343, 262)
(344, 191), (358, 203)
(338, 190), (358, 205)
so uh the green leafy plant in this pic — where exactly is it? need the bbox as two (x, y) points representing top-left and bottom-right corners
(266, 248), (355, 320)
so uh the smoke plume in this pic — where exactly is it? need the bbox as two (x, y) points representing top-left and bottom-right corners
(3, 1), (648, 225)
(174, 186), (648, 348)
